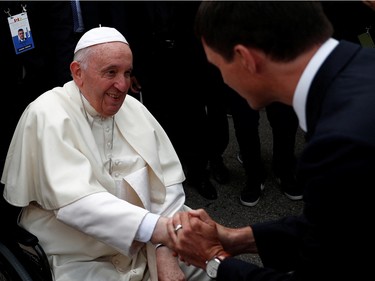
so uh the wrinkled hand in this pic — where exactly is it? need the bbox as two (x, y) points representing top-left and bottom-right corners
(167, 209), (229, 269)
(156, 246), (185, 281)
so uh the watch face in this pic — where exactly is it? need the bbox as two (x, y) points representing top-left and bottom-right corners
(206, 258), (220, 279)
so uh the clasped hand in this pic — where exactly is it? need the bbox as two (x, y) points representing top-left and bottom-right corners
(166, 209), (229, 269)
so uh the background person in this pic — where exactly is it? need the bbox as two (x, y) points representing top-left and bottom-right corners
(230, 91), (301, 207)
(122, 1), (230, 200)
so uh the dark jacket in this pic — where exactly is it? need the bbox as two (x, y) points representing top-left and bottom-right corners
(218, 40), (375, 280)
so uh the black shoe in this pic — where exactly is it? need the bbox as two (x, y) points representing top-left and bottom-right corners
(210, 160), (230, 184)
(276, 175), (303, 201)
(189, 178), (218, 200)
(240, 182), (265, 207)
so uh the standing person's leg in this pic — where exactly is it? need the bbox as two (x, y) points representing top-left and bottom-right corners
(207, 101), (230, 184)
(230, 91), (266, 207)
(266, 102), (303, 200)
(181, 98), (218, 200)
(206, 74), (231, 185)
(182, 36), (227, 200)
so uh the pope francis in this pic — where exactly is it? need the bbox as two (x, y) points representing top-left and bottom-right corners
(1, 27), (210, 281)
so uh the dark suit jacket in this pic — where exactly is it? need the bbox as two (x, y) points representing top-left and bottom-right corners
(218, 41), (375, 280)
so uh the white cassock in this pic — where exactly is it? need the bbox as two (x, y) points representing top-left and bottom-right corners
(1, 81), (209, 281)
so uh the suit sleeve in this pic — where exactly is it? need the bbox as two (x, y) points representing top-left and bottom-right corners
(218, 257), (291, 281)
(251, 216), (308, 272)
(215, 215), (307, 281)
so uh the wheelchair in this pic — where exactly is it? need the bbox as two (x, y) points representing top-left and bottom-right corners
(0, 184), (53, 281)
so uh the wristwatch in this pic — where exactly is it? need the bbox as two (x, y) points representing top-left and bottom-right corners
(206, 256), (224, 279)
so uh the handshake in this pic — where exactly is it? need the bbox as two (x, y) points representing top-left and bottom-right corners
(151, 208), (256, 271)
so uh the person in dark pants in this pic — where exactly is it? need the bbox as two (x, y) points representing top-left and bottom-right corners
(167, 2), (375, 280)
(123, 1), (230, 200)
(230, 90), (301, 207)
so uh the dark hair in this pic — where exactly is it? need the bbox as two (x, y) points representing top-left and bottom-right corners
(194, 1), (333, 62)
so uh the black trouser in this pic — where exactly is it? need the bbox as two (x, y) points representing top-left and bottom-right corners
(140, 48), (229, 183)
(230, 91), (299, 184)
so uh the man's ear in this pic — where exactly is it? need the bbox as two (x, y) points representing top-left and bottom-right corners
(234, 45), (264, 73)
(70, 61), (83, 86)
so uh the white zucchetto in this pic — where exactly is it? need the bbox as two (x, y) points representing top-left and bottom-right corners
(74, 26), (128, 54)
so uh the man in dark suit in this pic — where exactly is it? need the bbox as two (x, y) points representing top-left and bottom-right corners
(165, 2), (375, 280)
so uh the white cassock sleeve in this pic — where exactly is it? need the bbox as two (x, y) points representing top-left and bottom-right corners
(56, 191), (156, 255)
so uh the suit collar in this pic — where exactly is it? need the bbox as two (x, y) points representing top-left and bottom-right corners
(294, 39), (338, 132)
(305, 40), (361, 140)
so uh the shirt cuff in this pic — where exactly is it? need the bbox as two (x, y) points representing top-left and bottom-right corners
(134, 212), (160, 242)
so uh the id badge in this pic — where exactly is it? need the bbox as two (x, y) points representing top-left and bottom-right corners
(7, 11), (35, 54)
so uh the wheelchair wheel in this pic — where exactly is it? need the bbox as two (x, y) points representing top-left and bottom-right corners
(0, 241), (33, 281)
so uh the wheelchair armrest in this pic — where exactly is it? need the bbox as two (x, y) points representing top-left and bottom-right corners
(15, 226), (53, 281)
(1, 183), (53, 280)
(15, 225), (39, 247)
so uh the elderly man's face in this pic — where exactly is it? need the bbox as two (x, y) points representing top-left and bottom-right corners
(75, 42), (133, 117)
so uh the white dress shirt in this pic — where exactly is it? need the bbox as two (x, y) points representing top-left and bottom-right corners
(293, 38), (339, 132)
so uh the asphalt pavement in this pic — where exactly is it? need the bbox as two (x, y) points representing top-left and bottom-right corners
(183, 109), (305, 265)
